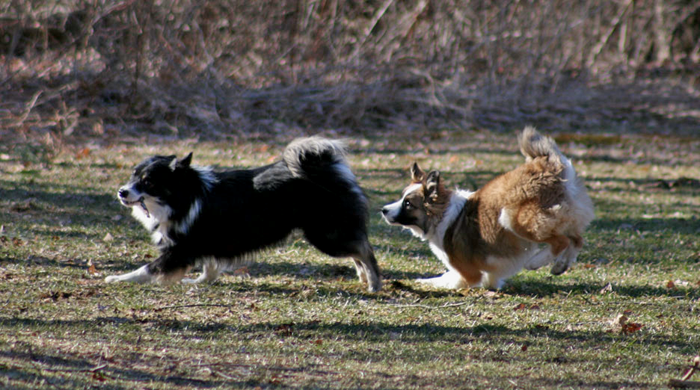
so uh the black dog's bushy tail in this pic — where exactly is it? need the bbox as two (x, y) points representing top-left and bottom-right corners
(283, 136), (367, 210)
(283, 136), (348, 178)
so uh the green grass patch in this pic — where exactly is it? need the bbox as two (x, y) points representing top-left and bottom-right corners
(1, 130), (699, 389)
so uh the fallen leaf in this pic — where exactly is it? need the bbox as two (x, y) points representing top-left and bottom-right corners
(666, 280), (676, 289)
(103, 233), (114, 242)
(600, 283), (613, 294)
(40, 291), (72, 301)
(91, 371), (106, 381)
(269, 375), (282, 385)
(233, 266), (249, 275)
(620, 322), (643, 334)
(615, 314), (629, 326)
(76, 148), (91, 160)
(274, 323), (293, 336)
(513, 303), (527, 311)
(458, 288), (472, 296)
(87, 260), (98, 276)
(612, 312), (643, 334)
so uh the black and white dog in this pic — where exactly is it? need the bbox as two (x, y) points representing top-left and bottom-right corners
(105, 137), (382, 292)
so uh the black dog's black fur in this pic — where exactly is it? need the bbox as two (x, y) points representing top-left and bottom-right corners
(106, 137), (382, 292)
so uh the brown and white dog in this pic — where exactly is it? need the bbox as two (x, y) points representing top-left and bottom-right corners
(381, 127), (594, 289)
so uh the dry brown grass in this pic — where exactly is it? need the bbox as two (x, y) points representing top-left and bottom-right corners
(2, 1), (700, 159)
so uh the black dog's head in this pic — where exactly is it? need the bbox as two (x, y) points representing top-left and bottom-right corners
(117, 153), (193, 219)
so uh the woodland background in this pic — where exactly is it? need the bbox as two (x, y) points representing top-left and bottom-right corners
(1, 0), (700, 154)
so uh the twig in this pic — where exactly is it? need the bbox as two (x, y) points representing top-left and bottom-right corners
(154, 304), (237, 311)
(11, 90), (43, 127)
(386, 301), (471, 310)
(28, 359), (67, 390)
(586, 0), (633, 71)
(669, 356), (700, 389)
(40, 364), (107, 373)
(375, 0), (428, 55)
(210, 369), (238, 380)
(352, 0), (395, 58)
(684, 357), (700, 381)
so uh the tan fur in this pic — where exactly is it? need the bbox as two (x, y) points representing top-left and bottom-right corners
(405, 163), (453, 235)
(385, 128), (594, 289)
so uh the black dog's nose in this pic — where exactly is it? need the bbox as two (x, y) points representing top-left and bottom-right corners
(118, 189), (129, 198)
(381, 207), (388, 215)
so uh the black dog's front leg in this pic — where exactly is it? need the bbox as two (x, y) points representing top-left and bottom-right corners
(105, 246), (194, 284)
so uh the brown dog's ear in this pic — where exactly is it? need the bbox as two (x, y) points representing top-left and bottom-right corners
(425, 170), (440, 203)
(410, 162), (426, 182)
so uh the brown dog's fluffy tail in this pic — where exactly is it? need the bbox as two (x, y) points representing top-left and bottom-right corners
(518, 126), (565, 168)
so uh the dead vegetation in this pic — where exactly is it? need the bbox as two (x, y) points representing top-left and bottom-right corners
(1, 0), (700, 156)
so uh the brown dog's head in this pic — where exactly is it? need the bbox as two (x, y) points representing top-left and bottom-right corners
(381, 162), (450, 237)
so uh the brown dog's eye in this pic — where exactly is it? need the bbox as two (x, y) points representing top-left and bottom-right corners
(404, 200), (411, 208)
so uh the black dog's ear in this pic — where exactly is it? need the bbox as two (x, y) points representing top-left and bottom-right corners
(170, 152), (193, 170)
(425, 170), (440, 203)
(164, 155), (177, 170)
(179, 152), (193, 168)
(410, 162), (426, 182)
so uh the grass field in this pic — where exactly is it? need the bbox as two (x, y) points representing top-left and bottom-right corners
(1, 129), (699, 389)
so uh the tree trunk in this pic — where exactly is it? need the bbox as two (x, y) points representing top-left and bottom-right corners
(653, 0), (670, 63)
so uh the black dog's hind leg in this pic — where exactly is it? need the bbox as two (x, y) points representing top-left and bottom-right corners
(105, 247), (193, 285)
(182, 258), (222, 284)
(303, 227), (382, 292)
(350, 239), (382, 292)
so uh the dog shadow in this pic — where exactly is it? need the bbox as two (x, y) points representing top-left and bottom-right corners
(503, 277), (700, 299)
